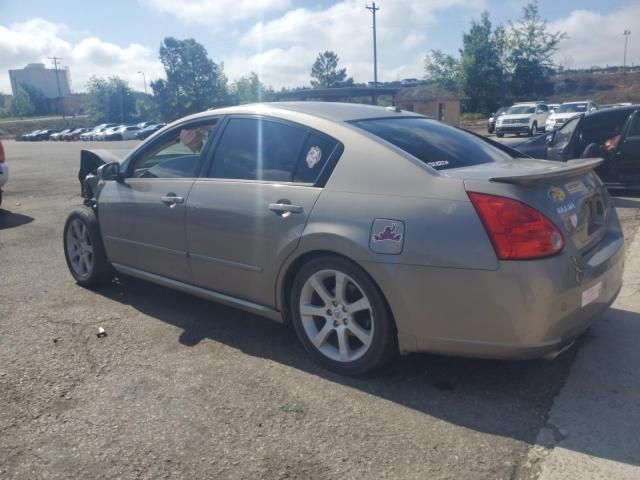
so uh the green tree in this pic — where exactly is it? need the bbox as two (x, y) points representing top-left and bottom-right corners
(459, 12), (506, 113)
(87, 76), (136, 123)
(424, 50), (460, 92)
(8, 86), (36, 117)
(508, 1), (566, 99)
(231, 72), (275, 104)
(311, 51), (353, 88)
(151, 37), (229, 120)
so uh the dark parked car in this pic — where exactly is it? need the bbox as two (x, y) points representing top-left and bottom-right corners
(135, 123), (166, 140)
(487, 107), (507, 134)
(34, 129), (59, 141)
(512, 105), (640, 190)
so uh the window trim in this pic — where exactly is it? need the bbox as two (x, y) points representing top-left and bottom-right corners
(200, 114), (343, 187)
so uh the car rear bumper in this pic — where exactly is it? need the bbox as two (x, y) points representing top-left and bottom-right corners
(364, 228), (625, 359)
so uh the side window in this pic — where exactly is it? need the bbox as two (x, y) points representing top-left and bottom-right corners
(553, 117), (579, 148)
(294, 133), (338, 183)
(129, 121), (218, 179)
(208, 118), (308, 182)
(629, 113), (640, 137)
(538, 105), (548, 113)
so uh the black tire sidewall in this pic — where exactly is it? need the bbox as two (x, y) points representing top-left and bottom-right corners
(290, 256), (396, 375)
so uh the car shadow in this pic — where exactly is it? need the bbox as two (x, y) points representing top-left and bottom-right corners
(92, 275), (638, 468)
(0, 210), (34, 230)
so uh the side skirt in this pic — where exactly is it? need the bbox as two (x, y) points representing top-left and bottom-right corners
(111, 263), (283, 323)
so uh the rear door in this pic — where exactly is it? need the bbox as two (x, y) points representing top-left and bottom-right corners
(616, 110), (640, 187)
(185, 116), (341, 306)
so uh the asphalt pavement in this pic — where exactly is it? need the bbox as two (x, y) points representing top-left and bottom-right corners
(0, 140), (639, 479)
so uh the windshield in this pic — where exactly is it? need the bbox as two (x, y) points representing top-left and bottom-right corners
(507, 105), (535, 115)
(558, 103), (587, 113)
(350, 117), (513, 170)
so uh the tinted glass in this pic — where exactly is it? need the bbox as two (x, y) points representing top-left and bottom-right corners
(294, 133), (338, 183)
(553, 116), (580, 148)
(351, 117), (512, 170)
(538, 105), (548, 112)
(130, 121), (218, 178)
(558, 103), (588, 113)
(581, 110), (633, 144)
(209, 118), (308, 182)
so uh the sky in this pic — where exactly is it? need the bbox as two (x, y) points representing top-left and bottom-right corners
(0, 0), (639, 94)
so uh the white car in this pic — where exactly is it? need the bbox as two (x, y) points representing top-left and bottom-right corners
(546, 101), (598, 131)
(0, 140), (8, 207)
(120, 125), (141, 140)
(495, 102), (551, 137)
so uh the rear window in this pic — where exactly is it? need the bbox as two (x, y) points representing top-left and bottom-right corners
(350, 117), (512, 170)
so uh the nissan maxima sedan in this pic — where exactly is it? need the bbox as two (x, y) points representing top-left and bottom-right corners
(64, 102), (624, 374)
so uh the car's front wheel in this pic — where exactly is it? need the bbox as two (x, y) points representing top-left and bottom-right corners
(529, 122), (538, 137)
(63, 206), (112, 288)
(290, 256), (397, 375)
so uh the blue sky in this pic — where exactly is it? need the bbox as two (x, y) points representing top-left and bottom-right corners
(1, 0), (638, 93)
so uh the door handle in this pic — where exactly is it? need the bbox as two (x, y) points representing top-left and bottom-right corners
(161, 194), (184, 206)
(269, 203), (303, 214)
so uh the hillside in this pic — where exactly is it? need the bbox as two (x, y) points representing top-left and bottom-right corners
(550, 71), (640, 104)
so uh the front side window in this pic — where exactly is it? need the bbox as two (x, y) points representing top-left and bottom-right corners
(350, 117), (512, 170)
(208, 118), (309, 182)
(553, 116), (580, 148)
(130, 120), (218, 179)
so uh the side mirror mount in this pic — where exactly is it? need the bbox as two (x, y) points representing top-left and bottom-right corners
(97, 162), (123, 182)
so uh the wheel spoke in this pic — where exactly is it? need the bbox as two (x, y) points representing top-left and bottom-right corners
(337, 327), (350, 361)
(346, 297), (371, 315)
(301, 304), (327, 318)
(72, 222), (82, 241)
(81, 254), (91, 274)
(347, 321), (372, 348)
(313, 321), (334, 348)
(334, 272), (347, 304)
(309, 275), (333, 305)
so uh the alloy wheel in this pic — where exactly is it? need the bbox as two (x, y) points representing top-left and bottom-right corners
(66, 219), (94, 279)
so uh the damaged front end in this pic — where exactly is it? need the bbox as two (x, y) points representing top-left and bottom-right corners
(79, 149), (123, 205)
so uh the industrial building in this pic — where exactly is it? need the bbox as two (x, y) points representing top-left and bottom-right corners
(9, 63), (71, 99)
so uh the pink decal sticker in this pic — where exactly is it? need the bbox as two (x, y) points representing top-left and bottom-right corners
(373, 223), (402, 242)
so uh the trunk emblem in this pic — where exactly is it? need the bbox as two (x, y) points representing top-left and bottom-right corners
(548, 186), (566, 202)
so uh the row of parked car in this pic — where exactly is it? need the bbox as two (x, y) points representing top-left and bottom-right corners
(16, 122), (166, 142)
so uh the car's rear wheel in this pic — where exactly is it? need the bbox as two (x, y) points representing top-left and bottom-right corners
(290, 256), (396, 375)
(496, 132), (504, 138)
(529, 122), (537, 137)
(63, 206), (112, 288)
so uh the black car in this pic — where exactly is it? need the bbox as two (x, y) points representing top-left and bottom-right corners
(512, 105), (640, 190)
(487, 107), (508, 134)
(135, 123), (166, 140)
(35, 129), (59, 141)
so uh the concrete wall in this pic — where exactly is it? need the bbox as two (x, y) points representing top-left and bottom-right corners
(395, 99), (461, 126)
(9, 63), (71, 99)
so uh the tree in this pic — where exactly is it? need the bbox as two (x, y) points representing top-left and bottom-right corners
(424, 50), (460, 92)
(87, 76), (136, 123)
(459, 12), (506, 113)
(311, 51), (353, 88)
(151, 37), (229, 120)
(507, 1), (566, 99)
(231, 72), (275, 104)
(8, 86), (36, 117)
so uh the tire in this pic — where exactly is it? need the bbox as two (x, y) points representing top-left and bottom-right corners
(529, 122), (537, 137)
(63, 206), (112, 288)
(496, 132), (504, 138)
(290, 255), (397, 375)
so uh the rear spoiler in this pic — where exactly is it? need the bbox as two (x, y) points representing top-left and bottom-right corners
(490, 158), (603, 185)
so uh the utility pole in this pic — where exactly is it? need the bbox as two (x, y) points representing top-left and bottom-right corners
(623, 30), (631, 72)
(138, 71), (148, 94)
(366, 2), (379, 104)
(48, 56), (65, 118)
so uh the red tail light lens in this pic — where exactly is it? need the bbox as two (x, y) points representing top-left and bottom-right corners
(0, 141), (4, 163)
(468, 192), (564, 260)
(604, 135), (622, 152)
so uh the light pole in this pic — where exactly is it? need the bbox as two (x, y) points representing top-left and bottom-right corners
(366, 2), (379, 104)
(138, 71), (148, 94)
(623, 30), (631, 71)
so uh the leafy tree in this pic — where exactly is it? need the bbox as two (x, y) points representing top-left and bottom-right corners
(424, 50), (460, 92)
(8, 86), (36, 117)
(151, 37), (229, 120)
(507, 1), (566, 99)
(459, 12), (506, 113)
(231, 72), (275, 104)
(87, 76), (136, 123)
(311, 51), (353, 88)
(21, 84), (52, 115)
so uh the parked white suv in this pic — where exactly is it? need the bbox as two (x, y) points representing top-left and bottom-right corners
(0, 140), (8, 207)
(495, 102), (551, 137)
(545, 100), (598, 131)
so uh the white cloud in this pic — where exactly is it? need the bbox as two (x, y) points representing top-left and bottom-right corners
(0, 19), (164, 94)
(549, 4), (640, 69)
(140, 0), (291, 25)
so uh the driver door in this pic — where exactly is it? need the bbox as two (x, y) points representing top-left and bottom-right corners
(98, 119), (219, 282)
(547, 116), (582, 161)
(616, 110), (640, 185)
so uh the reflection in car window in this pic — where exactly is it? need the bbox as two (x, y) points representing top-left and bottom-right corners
(350, 117), (512, 170)
(130, 121), (218, 178)
(208, 118), (308, 182)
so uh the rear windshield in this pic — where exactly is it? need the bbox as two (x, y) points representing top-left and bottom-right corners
(558, 103), (587, 113)
(350, 117), (512, 170)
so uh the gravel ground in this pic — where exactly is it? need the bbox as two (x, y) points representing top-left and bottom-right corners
(0, 140), (638, 480)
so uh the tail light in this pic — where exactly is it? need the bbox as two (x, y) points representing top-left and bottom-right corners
(468, 192), (564, 260)
(604, 135), (622, 152)
(0, 141), (4, 163)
